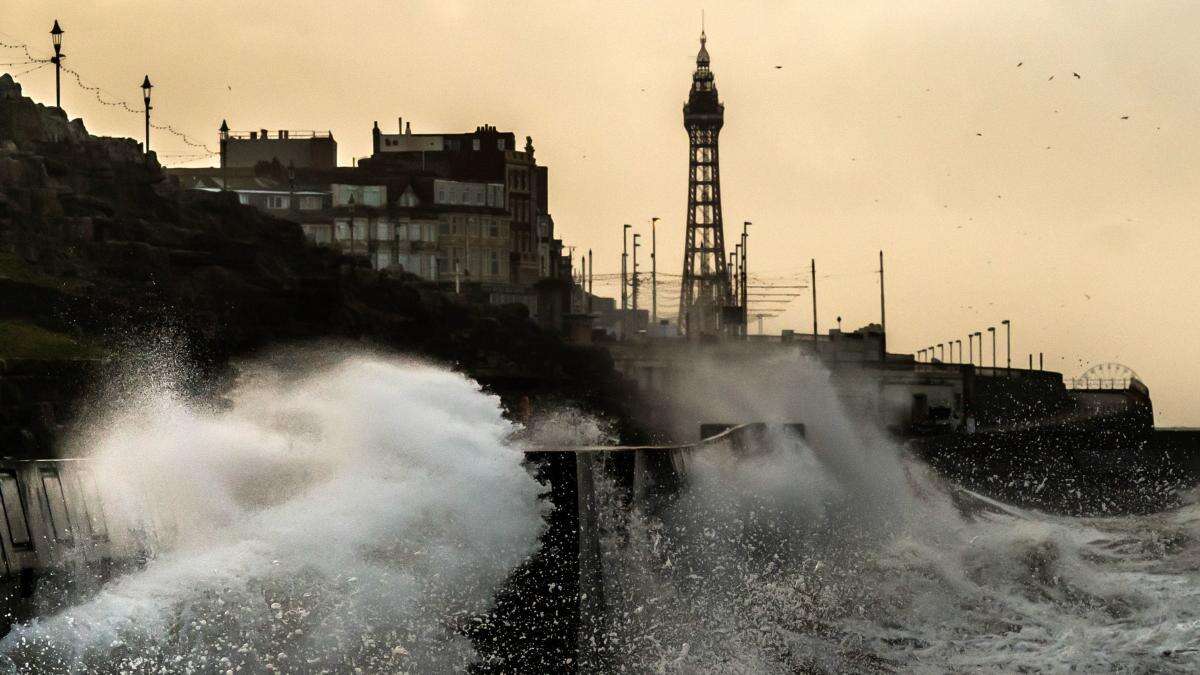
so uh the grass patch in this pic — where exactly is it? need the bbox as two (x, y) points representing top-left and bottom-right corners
(0, 320), (104, 359)
(0, 251), (86, 293)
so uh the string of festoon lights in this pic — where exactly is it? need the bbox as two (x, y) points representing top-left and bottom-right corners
(1, 39), (217, 161)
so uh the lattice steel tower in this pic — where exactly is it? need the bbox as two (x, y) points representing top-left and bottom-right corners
(678, 30), (732, 337)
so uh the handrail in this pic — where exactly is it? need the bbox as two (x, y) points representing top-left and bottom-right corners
(523, 423), (751, 454)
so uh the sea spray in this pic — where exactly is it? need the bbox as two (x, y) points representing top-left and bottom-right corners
(1, 351), (546, 672)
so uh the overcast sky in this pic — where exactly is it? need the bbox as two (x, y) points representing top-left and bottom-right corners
(5, 1), (1198, 424)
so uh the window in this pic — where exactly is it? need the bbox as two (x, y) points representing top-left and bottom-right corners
(41, 470), (73, 543)
(299, 196), (322, 210)
(395, 223), (408, 241)
(497, 138), (506, 151)
(488, 220), (499, 238)
(490, 251), (500, 276)
(78, 474), (108, 539)
(0, 472), (30, 549)
(362, 187), (383, 207)
(409, 224), (421, 241)
(472, 138), (481, 151)
(302, 223), (332, 244)
(352, 218), (367, 241)
(375, 221), (391, 241)
(238, 194), (250, 205)
(439, 221), (449, 236)
(374, 251), (391, 270)
(266, 195), (289, 210)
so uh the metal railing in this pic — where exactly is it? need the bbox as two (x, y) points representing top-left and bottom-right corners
(1066, 377), (1133, 391)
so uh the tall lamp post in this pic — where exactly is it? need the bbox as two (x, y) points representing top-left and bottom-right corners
(968, 334), (974, 366)
(218, 120), (230, 190)
(141, 76), (153, 156)
(938, 343), (944, 362)
(973, 331), (982, 366)
(650, 217), (659, 327)
(632, 233), (641, 316)
(987, 326), (996, 368)
(1001, 319), (1011, 373)
(50, 20), (64, 110)
(741, 221), (751, 337)
(621, 224), (631, 311)
(955, 339), (962, 365)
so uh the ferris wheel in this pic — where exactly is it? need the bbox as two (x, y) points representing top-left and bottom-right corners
(1073, 362), (1140, 389)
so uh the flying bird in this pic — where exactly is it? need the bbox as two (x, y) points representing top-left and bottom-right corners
(1017, 61), (1023, 67)
(1073, 72), (1081, 79)
(976, 132), (983, 136)
(774, 65), (782, 69)
(1120, 115), (1129, 120)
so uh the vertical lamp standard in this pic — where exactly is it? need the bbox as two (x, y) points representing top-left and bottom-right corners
(938, 343), (944, 362)
(650, 217), (659, 327)
(621, 224), (631, 310)
(956, 339), (962, 365)
(219, 120), (230, 191)
(973, 332), (983, 366)
(50, 20), (64, 110)
(141, 76), (153, 156)
(988, 326), (996, 368)
(632, 233), (641, 316)
(1002, 319), (1012, 373)
(968, 334), (974, 366)
(742, 221), (751, 337)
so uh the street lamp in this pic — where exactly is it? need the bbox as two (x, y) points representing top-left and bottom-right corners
(141, 76), (153, 156)
(650, 217), (659, 326)
(938, 343), (944, 362)
(968, 334), (974, 366)
(50, 20), (64, 110)
(621, 224), (631, 311)
(1001, 319), (1011, 373)
(987, 326), (996, 368)
(218, 120), (230, 190)
(956, 339), (962, 365)
(973, 332), (982, 366)
(741, 221), (751, 337)
(632, 232), (641, 315)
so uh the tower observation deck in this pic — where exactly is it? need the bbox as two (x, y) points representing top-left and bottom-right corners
(678, 30), (733, 337)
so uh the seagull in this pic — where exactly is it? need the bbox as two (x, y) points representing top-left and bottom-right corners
(1048, 75), (1055, 81)
(1017, 61), (1023, 67)
(1073, 72), (1081, 79)
(774, 65), (782, 69)
(1120, 115), (1129, 120)
(976, 132), (983, 136)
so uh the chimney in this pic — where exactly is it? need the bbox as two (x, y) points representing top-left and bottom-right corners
(260, 128), (268, 139)
(250, 131), (258, 140)
(405, 121), (411, 134)
(398, 117), (403, 134)
(279, 130), (287, 139)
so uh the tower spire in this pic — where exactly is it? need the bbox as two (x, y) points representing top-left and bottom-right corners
(679, 28), (731, 337)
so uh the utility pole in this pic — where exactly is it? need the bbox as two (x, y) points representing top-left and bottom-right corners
(50, 21), (64, 110)
(811, 259), (818, 352)
(1039, 352), (1043, 370)
(587, 248), (593, 313)
(650, 217), (659, 327)
(879, 250), (886, 358)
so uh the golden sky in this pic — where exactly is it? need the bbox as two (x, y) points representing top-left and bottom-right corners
(5, 2), (1198, 425)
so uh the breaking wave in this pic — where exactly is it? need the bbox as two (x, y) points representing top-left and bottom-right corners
(0, 351), (545, 672)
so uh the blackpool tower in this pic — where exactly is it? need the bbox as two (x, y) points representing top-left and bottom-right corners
(678, 30), (733, 337)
